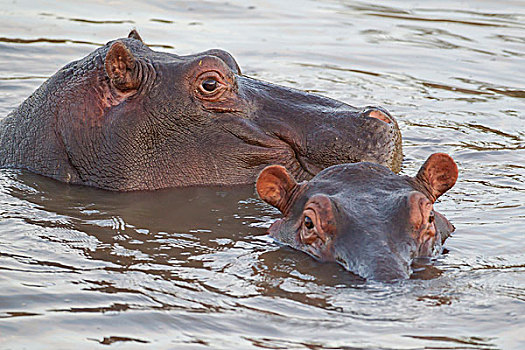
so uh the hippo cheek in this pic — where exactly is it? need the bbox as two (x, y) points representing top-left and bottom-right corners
(267, 219), (284, 240)
(267, 218), (302, 248)
(249, 122), (313, 181)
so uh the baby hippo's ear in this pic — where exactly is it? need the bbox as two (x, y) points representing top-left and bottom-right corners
(256, 165), (298, 213)
(415, 153), (458, 201)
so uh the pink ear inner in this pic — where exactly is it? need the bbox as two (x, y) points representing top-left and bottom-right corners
(256, 165), (297, 213)
(416, 153), (458, 201)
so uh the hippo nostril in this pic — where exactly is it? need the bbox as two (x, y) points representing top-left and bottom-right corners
(362, 107), (392, 124)
(428, 211), (435, 223)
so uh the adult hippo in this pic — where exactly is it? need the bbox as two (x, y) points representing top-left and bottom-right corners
(256, 153), (458, 281)
(0, 30), (402, 191)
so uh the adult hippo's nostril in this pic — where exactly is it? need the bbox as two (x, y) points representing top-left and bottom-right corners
(361, 106), (393, 124)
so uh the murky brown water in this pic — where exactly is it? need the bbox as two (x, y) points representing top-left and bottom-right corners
(1, 0), (524, 348)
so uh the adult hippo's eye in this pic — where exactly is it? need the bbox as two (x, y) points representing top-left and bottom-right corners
(429, 211), (435, 223)
(304, 216), (314, 229)
(202, 79), (218, 92)
(195, 70), (231, 102)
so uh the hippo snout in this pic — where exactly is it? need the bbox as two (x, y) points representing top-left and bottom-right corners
(300, 105), (403, 175)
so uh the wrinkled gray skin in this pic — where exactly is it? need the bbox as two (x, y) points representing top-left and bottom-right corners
(0, 30), (402, 191)
(256, 153), (458, 281)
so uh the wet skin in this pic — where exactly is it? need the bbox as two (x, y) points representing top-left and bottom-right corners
(0, 30), (402, 191)
(256, 153), (458, 281)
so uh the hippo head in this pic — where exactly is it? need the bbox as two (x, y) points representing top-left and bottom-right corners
(256, 153), (458, 281)
(27, 30), (401, 190)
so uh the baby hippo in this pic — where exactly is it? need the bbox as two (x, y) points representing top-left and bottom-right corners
(256, 153), (458, 281)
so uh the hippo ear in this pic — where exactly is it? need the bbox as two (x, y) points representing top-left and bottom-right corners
(415, 153), (458, 201)
(256, 165), (298, 213)
(105, 41), (141, 92)
(128, 29), (144, 42)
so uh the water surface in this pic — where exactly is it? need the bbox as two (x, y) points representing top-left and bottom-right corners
(0, 0), (524, 349)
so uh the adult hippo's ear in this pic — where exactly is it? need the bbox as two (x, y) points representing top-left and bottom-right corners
(104, 41), (141, 92)
(128, 29), (144, 42)
(256, 165), (298, 213)
(415, 153), (458, 202)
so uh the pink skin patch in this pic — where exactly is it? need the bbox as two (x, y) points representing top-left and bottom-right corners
(408, 192), (437, 256)
(368, 110), (392, 124)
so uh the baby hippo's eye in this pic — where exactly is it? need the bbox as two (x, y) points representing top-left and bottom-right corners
(304, 216), (314, 229)
(428, 211), (435, 223)
(202, 79), (218, 92)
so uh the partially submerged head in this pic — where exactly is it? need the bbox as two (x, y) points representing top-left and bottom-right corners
(256, 153), (458, 281)
(12, 30), (402, 190)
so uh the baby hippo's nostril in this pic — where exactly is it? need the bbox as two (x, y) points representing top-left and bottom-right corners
(362, 107), (392, 124)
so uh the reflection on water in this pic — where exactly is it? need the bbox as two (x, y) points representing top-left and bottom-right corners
(0, 0), (524, 348)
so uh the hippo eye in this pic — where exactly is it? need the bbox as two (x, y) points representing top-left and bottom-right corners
(202, 79), (218, 92)
(429, 211), (435, 224)
(304, 216), (314, 229)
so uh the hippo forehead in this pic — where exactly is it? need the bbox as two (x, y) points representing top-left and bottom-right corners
(301, 162), (414, 201)
(295, 163), (419, 240)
